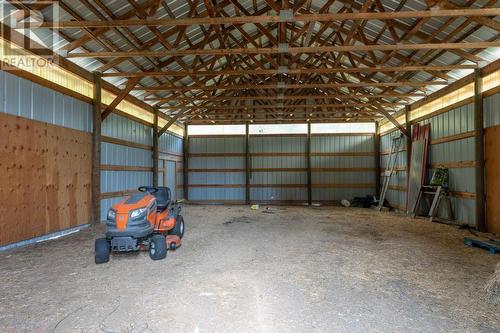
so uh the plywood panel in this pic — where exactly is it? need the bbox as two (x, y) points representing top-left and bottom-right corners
(0, 112), (91, 246)
(485, 125), (500, 234)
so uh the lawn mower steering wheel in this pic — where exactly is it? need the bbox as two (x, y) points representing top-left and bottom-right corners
(138, 186), (158, 194)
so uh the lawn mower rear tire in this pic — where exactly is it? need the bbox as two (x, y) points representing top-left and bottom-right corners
(149, 235), (167, 260)
(170, 215), (185, 239)
(95, 238), (110, 264)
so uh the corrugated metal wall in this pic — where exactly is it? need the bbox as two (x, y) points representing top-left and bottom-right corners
(312, 134), (376, 202)
(188, 135), (246, 202)
(380, 102), (479, 226)
(159, 132), (184, 200)
(250, 134), (307, 203)
(100, 113), (153, 220)
(416, 103), (476, 225)
(100, 115), (184, 220)
(187, 133), (376, 204)
(380, 130), (408, 210)
(0, 71), (92, 132)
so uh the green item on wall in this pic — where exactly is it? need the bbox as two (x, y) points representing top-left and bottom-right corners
(430, 168), (449, 187)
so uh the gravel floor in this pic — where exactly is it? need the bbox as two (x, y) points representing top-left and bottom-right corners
(0, 205), (499, 332)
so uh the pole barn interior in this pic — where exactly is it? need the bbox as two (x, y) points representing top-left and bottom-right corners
(0, 0), (500, 331)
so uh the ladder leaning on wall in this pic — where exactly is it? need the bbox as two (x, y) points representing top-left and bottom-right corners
(375, 133), (404, 211)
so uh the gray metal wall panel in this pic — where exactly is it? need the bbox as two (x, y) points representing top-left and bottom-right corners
(0, 70), (92, 132)
(159, 132), (183, 154)
(188, 136), (245, 201)
(100, 171), (153, 193)
(190, 136), (245, 153)
(250, 188), (307, 201)
(484, 92), (500, 128)
(101, 113), (152, 145)
(417, 103), (476, 225)
(312, 189), (375, 201)
(312, 134), (375, 201)
(101, 142), (152, 167)
(189, 172), (245, 184)
(250, 135), (307, 153)
(189, 156), (245, 169)
(311, 134), (374, 152)
(251, 156), (305, 168)
(249, 135), (307, 202)
(100, 114), (155, 220)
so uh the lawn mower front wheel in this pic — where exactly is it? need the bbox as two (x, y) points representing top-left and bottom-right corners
(95, 238), (110, 264)
(149, 235), (167, 260)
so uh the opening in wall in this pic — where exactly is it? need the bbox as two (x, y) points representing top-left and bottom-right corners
(188, 124), (245, 135)
(311, 123), (376, 134)
(249, 123), (307, 134)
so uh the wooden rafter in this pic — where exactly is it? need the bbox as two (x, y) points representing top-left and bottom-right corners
(11, 0), (500, 125)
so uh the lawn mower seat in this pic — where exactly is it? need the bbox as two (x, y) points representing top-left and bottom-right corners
(138, 186), (171, 212)
(153, 187), (171, 212)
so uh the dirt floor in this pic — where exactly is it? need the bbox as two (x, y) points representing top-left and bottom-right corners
(0, 205), (499, 333)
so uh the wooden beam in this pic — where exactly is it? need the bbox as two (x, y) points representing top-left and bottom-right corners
(133, 80), (448, 92)
(160, 102), (406, 111)
(92, 72), (102, 224)
(149, 93), (425, 103)
(101, 64), (477, 77)
(474, 68), (486, 232)
(66, 41), (500, 58)
(405, 104), (412, 180)
(31, 8), (500, 28)
(374, 121), (381, 197)
(152, 108), (159, 187)
(307, 121), (312, 206)
(375, 107), (409, 137)
(183, 127), (189, 201)
(245, 122), (250, 205)
(158, 110), (187, 136)
(101, 77), (141, 120)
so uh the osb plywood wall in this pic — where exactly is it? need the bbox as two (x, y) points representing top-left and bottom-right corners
(485, 125), (500, 234)
(0, 112), (92, 246)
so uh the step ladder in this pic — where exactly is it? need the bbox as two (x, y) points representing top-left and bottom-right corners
(412, 185), (454, 222)
(375, 134), (403, 211)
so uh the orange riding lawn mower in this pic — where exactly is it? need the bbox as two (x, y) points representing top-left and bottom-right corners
(95, 186), (185, 264)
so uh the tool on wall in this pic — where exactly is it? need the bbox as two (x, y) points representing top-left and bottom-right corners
(375, 133), (404, 211)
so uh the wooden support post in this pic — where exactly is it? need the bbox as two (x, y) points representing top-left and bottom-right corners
(307, 121), (312, 205)
(405, 105), (412, 207)
(245, 123), (250, 205)
(474, 68), (486, 231)
(152, 109), (159, 187)
(183, 125), (189, 201)
(374, 121), (381, 197)
(91, 72), (102, 224)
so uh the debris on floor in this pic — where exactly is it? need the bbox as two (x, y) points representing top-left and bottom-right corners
(250, 204), (259, 210)
(485, 263), (500, 305)
(223, 216), (254, 225)
(340, 199), (351, 207)
(262, 207), (274, 214)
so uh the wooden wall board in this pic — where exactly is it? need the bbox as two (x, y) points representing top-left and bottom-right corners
(0, 113), (92, 246)
(485, 125), (500, 234)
